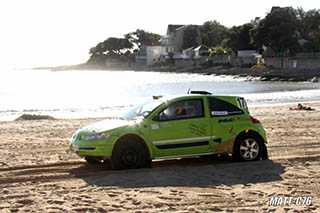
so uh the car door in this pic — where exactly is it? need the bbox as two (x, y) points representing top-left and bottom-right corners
(208, 97), (245, 151)
(149, 98), (211, 158)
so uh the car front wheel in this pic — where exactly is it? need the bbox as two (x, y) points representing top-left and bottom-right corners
(111, 140), (147, 170)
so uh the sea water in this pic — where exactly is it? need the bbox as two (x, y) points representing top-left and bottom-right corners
(1, 69), (320, 121)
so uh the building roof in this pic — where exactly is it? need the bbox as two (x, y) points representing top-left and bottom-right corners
(143, 41), (162, 46)
(167, 24), (184, 34)
(193, 45), (209, 51)
(271, 6), (281, 13)
(183, 46), (195, 51)
(298, 39), (309, 46)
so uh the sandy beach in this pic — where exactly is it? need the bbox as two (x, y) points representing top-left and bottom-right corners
(0, 102), (319, 212)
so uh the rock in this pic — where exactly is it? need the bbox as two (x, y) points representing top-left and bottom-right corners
(15, 114), (55, 121)
(270, 77), (280, 81)
(260, 77), (270, 81)
(279, 78), (288, 81)
(310, 77), (319, 83)
(288, 78), (298, 82)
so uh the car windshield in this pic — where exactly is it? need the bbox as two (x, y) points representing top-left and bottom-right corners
(119, 98), (164, 119)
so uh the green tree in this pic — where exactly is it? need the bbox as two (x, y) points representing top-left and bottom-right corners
(102, 37), (133, 55)
(89, 37), (133, 56)
(87, 28), (161, 65)
(251, 7), (299, 55)
(89, 42), (105, 55)
(212, 46), (229, 55)
(88, 37), (133, 64)
(182, 26), (200, 49)
(125, 29), (161, 49)
(200, 20), (228, 47)
(299, 9), (320, 51)
(226, 24), (255, 52)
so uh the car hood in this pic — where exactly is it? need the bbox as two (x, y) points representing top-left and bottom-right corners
(81, 118), (140, 133)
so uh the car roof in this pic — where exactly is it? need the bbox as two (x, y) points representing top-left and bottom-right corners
(156, 94), (244, 102)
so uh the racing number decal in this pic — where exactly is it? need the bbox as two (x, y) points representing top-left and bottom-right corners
(237, 98), (247, 108)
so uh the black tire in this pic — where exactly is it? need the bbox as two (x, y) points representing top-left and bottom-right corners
(144, 157), (153, 168)
(85, 156), (102, 165)
(111, 140), (147, 170)
(233, 134), (264, 161)
(261, 143), (269, 160)
(102, 159), (112, 170)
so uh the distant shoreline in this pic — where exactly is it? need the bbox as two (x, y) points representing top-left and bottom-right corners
(33, 63), (320, 82)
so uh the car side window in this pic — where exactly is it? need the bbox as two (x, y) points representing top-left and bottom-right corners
(158, 99), (204, 121)
(209, 97), (243, 116)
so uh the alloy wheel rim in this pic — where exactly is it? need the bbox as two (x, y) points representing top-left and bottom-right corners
(239, 138), (259, 160)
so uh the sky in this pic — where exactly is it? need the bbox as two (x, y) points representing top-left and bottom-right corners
(0, 0), (318, 69)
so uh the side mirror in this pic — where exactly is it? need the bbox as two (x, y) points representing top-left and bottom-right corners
(152, 115), (160, 121)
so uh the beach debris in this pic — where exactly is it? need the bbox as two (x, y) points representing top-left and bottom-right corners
(15, 114), (55, 121)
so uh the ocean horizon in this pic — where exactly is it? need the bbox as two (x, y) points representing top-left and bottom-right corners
(1, 68), (320, 121)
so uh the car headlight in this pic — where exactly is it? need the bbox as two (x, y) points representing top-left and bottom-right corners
(72, 133), (77, 140)
(85, 132), (110, 141)
(71, 131), (79, 142)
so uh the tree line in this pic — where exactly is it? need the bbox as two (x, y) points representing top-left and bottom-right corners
(88, 7), (320, 64)
(88, 29), (161, 64)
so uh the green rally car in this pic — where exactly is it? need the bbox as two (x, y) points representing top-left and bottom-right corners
(70, 91), (268, 169)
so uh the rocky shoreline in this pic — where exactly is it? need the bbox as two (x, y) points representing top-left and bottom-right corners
(34, 63), (320, 82)
(145, 65), (320, 82)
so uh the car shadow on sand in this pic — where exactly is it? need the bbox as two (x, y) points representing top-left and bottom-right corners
(68, 155), (285, 188)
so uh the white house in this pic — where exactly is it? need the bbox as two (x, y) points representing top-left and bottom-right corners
(135, 41), (165, 66)
(237, 50), (257, 57)
(146, 45), (165, 65)
(162, 24), (201, 59)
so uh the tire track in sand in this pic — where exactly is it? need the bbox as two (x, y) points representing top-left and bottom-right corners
(0, 161), (106, 185)
(1, 154), (319, 186)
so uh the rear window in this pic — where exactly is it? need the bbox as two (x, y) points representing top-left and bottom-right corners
(209, 97), (244, 116)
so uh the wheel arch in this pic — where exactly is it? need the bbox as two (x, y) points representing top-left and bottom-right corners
(112, 133), (153, 159)
(234, 130), (265, 146)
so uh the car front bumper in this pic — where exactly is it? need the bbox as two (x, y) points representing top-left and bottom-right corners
(70, 142), (113, 157)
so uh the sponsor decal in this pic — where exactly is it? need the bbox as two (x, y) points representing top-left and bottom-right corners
(235, 117), (251, 122)
(269, 196), (313, 206)
(212, 111), (243, 116)
(188, 123), (207, 136)
(211, 111), (228, 116)
(237, 98), (247, 108)
(160, 123), (175, 128)
(218, 118), (235, 123)
(151, 124), (160, 129)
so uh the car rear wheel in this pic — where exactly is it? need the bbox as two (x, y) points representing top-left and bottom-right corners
(111, 140), (147, 170)
(233, 134), (263, 161)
